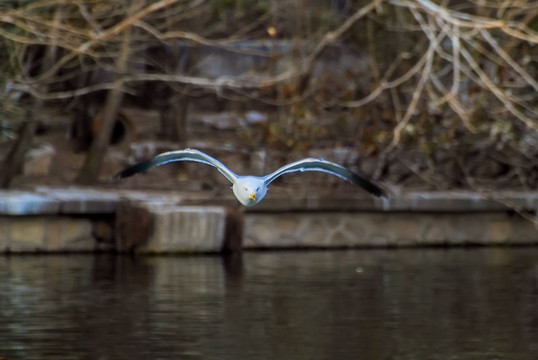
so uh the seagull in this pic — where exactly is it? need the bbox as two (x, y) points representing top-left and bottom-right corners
(115, 148), (386, 207)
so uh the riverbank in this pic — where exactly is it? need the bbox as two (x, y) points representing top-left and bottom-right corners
(1, 188), (536, 253)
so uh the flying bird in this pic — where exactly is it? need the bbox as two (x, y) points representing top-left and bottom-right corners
(115, 148), (386, 207)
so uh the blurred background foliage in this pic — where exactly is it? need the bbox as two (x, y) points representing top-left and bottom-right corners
(0, 0), (537, 189)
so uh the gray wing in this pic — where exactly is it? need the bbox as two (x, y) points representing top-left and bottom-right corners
(115, 148), (238, 184)
(263, 158), (386, 197)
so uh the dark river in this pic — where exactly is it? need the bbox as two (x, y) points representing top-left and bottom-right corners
(1, 248), (537, 360)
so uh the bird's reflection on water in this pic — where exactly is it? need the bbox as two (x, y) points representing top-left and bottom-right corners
(0, 248), (537, 359)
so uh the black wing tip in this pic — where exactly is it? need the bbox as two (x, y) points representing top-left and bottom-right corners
(113, 169), (131, 180)
(113, 160), (153, 180)
(113, 168), (134, 180)
(371, 185), (388, 198)
(349, 173), (387, 198)
(363, 182), (388, 198)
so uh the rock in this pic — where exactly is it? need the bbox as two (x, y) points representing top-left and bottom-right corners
(243, 211), (538, 249)
(0, 191), (59, 215)
(0, 216), (104, 252)
(24, 144), (55, 176)
(243, 111), (268, 126)
(115, 200), (242, 253)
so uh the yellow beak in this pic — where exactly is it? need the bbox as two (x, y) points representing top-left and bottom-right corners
(250, 193), (256, 201)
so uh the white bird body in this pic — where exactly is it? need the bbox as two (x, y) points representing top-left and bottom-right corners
(116, 148), (386, 207)
(232, 176), (267, 206)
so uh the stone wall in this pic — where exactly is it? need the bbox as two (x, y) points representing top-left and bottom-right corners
(0, 215), (112, 252)
(0, 188), (537, 253)
(244, 212), (537, 249)
(116, 200), (242, 253)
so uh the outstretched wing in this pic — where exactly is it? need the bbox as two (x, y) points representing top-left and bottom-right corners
(263, 158), (386, 197)
(115, 148), (238, 184)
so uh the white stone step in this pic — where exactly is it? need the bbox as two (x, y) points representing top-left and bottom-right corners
(115, 200), (242, 253)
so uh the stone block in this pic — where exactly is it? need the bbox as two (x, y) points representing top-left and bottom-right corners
(0, 191), (59, 215)
(244, 212), (538, 249)
(58, 218), (95, 251)
(0, 216), (96, 252)
(0, 217), (7, 249)
(115, 200), (152, 252)
(24, 144), (55, 176)
(116, 201), (242, 253)
(6, 217), (45, 251)
(37, 188), (119, 214)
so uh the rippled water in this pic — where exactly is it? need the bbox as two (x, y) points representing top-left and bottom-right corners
(1, 248), (537, 360)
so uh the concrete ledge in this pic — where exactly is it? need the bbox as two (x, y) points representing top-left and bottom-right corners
(0, 188), (536, 252)
(0, 191), (60, 215)
(2, 188), (537, 214)
(244, 211), (537, 249)
(0, 189), (120, 215)
(0, 216), (113, 253)
(116, 200), (241, 253)
(248, 191), (538, 213)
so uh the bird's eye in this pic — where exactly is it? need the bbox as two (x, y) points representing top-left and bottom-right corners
(244, 187), (248, 191)
(256, 187), (259, 191)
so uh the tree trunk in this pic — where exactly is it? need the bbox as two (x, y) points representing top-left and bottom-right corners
(0, 7), (64, 188)
(70, 72), (94, 152)
(76, 28), (132, 185)
(0, 112), (37, 188)
(159, 94), (189, 147)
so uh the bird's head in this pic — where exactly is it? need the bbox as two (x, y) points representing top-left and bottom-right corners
(232, 177), (267, 207)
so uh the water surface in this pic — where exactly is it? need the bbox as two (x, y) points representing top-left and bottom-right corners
(1, 248), (537, 359)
